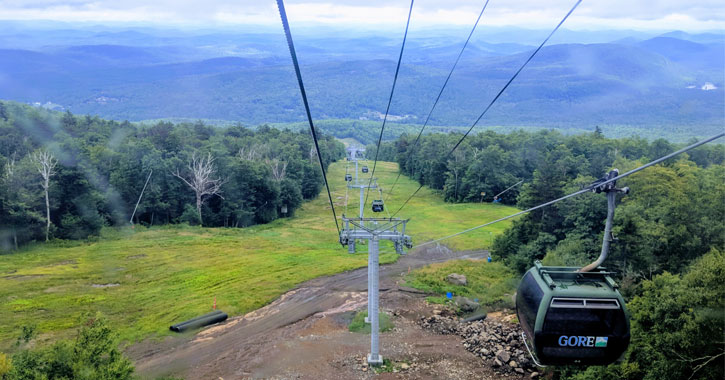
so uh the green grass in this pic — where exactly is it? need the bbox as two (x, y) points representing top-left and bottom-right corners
(348, 311), (393, 334)
(373, 358), (395, 373)
(0, 161), (518, 351)
(404, 259), (518, 310)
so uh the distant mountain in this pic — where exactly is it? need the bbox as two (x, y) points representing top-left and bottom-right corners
(637, 37), (724, 72)
(0, 25), (722, 139)
(658, 30), (725, 44)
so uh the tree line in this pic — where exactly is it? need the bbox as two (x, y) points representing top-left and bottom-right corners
(0, 101), (344, 250)
(378, 127), (724, 380)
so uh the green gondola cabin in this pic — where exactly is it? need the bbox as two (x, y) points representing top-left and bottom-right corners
(516, 261), (630, 366)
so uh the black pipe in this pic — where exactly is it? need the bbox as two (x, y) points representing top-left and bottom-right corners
(171, 310), (223, 330)
(170, 310), (228, 332)
(462, 311), (487, 323)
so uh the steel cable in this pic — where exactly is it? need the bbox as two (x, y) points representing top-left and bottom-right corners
(277, 0), (341, 236)
(392, 0), (583, 218)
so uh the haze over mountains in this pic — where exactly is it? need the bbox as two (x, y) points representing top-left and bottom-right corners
(0, 21), (722, 140)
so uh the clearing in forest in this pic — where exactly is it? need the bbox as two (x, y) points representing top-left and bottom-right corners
(0, 161), (517, 351)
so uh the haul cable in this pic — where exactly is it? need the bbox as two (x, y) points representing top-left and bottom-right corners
(277, 0), (341, 236)
(392, 0), (583, 218)
(385, 0), (491, 203)
(364, 0), (415, 209)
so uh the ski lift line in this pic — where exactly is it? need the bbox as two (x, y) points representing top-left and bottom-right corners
(364, 0), (415, 210)
(277, 0), (341, 237)
(413, 131), (725, 249)
(447, 0), (583, 157)
(385, 0), (491, 203)
(494, 179), (524, 199)
(392, 0), (582, 218)
(345, 162), (350, 215)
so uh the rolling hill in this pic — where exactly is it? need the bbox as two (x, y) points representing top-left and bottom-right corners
(0, 24), (722, 139)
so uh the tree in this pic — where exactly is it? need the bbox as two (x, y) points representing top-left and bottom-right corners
(31, 150), (57, 242)
(264, 158), (287, 182)
(172, 152), (226, 225)
(8, 313), (134, 379)
(1, 154), (43, 249)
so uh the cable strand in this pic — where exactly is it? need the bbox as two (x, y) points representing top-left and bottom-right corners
(393, 0), (582, 218)
(386, 0), (490, 203)
(277, 0), (341, 237)
(365, 0), (415, 209)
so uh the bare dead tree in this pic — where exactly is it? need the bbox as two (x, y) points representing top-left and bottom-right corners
(3, 154), (17, 249)
(448, 149), (467, 201)
(238, 146), (260, 161)
(4, 153), (15, 179)
(31, 150), (57, 242)
(172, 152), (226, 225)
(264, 158), (287, 181)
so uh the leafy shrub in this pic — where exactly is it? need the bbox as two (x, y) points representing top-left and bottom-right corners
(7, 313), (134, 380)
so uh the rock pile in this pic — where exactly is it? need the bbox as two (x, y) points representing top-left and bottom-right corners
(420, 311), (540, 378)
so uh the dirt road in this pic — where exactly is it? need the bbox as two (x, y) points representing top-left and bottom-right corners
(132, 245), (487, 379)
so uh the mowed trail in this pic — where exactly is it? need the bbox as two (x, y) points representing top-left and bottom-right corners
(133, 245), (486, 378)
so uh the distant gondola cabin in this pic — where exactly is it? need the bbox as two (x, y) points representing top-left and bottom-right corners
(516, 261), (630, 366)
(371, 200), (384, 212)
(362, 166), (369, 173)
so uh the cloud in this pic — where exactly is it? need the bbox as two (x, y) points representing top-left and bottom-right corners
(1, 0), (723, 31)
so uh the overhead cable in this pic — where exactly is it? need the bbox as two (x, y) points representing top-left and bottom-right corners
(392, 0), (583, 218)
(385, 0), (491, 203)
(277, 0), (341, 236)
(364, 0), (415, 209)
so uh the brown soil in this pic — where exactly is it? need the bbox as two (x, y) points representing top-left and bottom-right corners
(131, 247), (530, 380)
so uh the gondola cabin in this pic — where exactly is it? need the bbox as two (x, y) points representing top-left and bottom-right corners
(345, 174), (352, 181)
(362, 166), (369, 173)
(516, 261), (630, 366)
(371, 200), (384, 212)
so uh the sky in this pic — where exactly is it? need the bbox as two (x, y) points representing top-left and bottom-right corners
(1, 0), (724, 31)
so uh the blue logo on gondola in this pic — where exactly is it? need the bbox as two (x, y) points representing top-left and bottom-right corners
(558, 335), (609, 347)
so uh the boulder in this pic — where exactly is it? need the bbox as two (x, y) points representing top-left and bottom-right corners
(455, 296), (480, 312)
(496, 350), (511, 363)
(446, 273), (467, 286)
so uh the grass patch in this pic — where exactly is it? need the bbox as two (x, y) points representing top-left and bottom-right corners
(348, 311), (393, 334)
(374, 358), (395, 373)
(0, 161), (517, 351)
(405, 259), (518, 310)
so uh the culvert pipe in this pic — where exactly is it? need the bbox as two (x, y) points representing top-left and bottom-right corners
(170, 310), (228, 332)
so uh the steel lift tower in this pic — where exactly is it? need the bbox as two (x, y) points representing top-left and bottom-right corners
(339, 217), (412, 365)
(344, 145), (374, 253)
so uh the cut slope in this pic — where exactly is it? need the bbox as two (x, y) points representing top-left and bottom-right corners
(0, 160), (516, 351)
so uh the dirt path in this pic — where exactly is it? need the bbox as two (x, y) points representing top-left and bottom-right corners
(131, 245), (487, 379)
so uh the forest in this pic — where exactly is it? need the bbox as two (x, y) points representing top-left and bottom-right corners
(377, 129), (724, 380)
(0, 101), (344, 250)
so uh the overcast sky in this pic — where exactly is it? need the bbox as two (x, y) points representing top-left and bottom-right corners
(2, 0), (724, 31)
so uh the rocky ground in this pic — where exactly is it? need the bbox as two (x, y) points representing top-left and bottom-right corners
(420, 308), (542, 378)
(133, 248), (539, 379)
